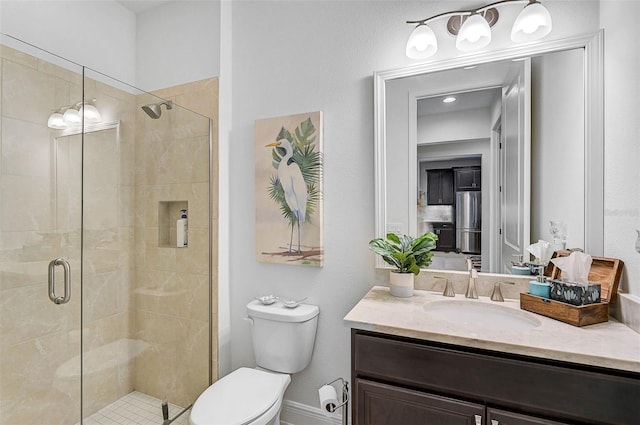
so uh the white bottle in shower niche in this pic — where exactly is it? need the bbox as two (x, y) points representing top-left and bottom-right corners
(177, 209), (188, 247)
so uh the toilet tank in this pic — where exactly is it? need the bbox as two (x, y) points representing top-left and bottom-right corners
(246, 300), (319, 374)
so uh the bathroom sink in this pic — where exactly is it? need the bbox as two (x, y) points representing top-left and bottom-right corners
(423, 300), (541, 330)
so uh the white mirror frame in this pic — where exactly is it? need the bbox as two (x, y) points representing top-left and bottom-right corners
(374, 31), (603, 270)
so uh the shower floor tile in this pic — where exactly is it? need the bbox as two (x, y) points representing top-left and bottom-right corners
(79, 391), (191, 425)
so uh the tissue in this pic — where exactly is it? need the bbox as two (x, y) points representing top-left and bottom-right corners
(527, 240), (553, 264)
(550, 251), (592, 284)
(549, 252), (601, 305)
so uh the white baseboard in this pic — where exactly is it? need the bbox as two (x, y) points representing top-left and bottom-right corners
(280, 400), (343, 425)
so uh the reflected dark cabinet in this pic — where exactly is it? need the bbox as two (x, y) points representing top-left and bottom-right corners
(432, 223), (455, 252)
(427, 169), (454, 205)
(455, 167), (481, 191)
(351, 330), (640, 425)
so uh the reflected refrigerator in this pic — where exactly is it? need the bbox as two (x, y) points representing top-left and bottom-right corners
(456, 191), (481, 254)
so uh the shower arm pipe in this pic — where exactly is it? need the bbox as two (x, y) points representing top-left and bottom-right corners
(406, 0), (532, 25)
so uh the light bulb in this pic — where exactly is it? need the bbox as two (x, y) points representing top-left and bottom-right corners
(406, 24), (438, 59)
(63, 108), (81, 125)
(47, 112), (66, 129)
(511, 1), (552, 43)
(79, 104), (102, 123)
(456, 14), (492, 52)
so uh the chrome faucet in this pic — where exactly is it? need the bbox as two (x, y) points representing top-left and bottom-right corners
(435, 276), (455, 297)
(490, 281), (516, 302)
(465, 258), (478, 299)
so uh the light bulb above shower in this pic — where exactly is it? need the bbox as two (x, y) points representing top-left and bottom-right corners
(141, 100), (173, 119)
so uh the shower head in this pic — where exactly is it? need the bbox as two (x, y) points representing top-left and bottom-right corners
(141, 100), (173, 119)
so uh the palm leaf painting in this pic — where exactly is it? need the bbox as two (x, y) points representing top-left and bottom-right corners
(255, 112), (324, 266)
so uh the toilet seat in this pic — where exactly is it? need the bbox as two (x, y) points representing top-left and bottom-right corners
(190, 367), (291, 425)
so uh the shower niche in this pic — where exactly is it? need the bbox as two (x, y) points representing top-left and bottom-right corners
(158, 200), (189, 248)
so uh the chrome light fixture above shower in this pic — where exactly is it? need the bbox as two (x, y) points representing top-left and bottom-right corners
(405, 0), (552, 59)
(47, 99), (102, 129)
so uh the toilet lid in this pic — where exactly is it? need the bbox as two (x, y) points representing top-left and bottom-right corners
(191, 368), (290, 425)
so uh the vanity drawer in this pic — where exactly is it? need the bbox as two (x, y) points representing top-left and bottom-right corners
(352, 330), (640, 425)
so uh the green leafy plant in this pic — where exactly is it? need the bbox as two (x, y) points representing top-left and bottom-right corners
(368, 232), (438, 275)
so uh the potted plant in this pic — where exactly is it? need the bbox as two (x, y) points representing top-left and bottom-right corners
(368, 232), (438, 297)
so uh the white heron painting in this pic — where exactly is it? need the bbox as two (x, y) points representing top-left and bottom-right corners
(255, 111), (323, 266)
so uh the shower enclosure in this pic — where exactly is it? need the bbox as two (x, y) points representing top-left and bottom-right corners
(0, 35), (215, 424)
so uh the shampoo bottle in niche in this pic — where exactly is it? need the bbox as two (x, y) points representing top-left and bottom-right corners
(177, 209), (188, 247)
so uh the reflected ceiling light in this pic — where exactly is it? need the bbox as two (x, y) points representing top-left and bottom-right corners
(511, 0), (553, 43)
(405, 0), (552, 59)
(443, 96), (457, 103)
(62, 108), (81, 125)
(47, 99), (102, 129)
(79, 103), (102, 123)
(47, 112), (66, 129)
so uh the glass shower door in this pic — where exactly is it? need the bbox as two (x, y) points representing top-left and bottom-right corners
(0, 38), (83, 425)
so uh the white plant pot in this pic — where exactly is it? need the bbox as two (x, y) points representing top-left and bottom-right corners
(389, 271), (414, 297)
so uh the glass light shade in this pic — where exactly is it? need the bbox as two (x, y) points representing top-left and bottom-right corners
(63, 108), (81, 125)
(47, 112), (66, 129)
(456, 14), (492, 52)
(79, 104), (102, 123)
(406, 24), (438, 59)
(511, 1), (552, 43)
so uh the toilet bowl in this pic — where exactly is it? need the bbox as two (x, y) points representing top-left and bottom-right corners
(190, 367), (290, 425)
(190, 300), (319, 425)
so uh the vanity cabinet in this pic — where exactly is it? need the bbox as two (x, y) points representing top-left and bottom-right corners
(455, 167), (481, 191)
(351, 329), (640, 425)
(426, 169), (454, 205)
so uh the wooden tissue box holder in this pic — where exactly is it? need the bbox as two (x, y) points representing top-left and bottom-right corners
(520, 251), (624, 327)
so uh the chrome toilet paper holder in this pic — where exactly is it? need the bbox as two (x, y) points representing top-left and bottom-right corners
(319, 377), (350, 425)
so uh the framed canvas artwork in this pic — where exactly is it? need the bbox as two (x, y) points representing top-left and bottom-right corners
(254, 111), (323, 266)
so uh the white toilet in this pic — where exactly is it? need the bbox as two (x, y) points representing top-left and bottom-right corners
(190, 299), (320, 425)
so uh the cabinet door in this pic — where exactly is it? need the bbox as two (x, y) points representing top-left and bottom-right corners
(434, 224), (455, 251)
(487, 408), (569, 425)
(427, 170), (443, 204)
(456, 168), (481, 191)
(441, 170), (455, 204)
(356, 378), (484, 425)
(427, 170), (454, 205)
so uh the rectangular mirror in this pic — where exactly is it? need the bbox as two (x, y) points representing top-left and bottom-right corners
(374, 31), (603, 274)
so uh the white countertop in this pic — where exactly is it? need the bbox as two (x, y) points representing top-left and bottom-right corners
(344, 286), (640, 373)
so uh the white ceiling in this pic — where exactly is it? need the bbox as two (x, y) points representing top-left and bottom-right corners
(117, 0), (171, 14)
(415, 59), (523, 116)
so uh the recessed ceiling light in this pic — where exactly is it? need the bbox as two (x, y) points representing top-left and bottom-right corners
(443, 97), (457, 103)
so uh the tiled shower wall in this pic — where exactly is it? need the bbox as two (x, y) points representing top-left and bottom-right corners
(133, 79), (217, 407)
(0, 44), (217, 423)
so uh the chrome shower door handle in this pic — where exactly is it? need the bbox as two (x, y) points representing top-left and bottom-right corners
(48, 258), (71, 305)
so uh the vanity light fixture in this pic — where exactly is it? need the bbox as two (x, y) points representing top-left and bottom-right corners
(48, 99), (102, 129)
(405, 0), (553, 59)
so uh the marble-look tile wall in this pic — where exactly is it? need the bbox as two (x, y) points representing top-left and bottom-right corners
(133, 78), (216, 407)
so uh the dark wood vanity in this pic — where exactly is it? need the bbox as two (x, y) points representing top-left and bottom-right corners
(351, 329), (640, 425)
